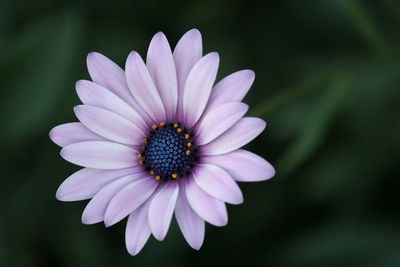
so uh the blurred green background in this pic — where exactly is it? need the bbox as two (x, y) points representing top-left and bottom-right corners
(1, 0), (399, 266)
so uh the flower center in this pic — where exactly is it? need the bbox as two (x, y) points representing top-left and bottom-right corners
(138, 122), (195, 181)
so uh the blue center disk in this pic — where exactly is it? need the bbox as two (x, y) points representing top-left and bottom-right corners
(144, 126), (192, 179)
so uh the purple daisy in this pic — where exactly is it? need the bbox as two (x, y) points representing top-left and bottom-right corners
(49, 29), (275, 255)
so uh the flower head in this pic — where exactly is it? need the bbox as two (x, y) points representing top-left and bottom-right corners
(50, 29), (275, 255)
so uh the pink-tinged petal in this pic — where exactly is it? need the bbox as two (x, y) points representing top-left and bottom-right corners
(125, 201), (152, 256)
(183, 52), (219, 128)
(193, 164), (243, 205)
(104, 177), (157, 227)
(86, 52), (134, 105)
(56, 167), (141, 201)
(185, 176), (228, 227)
(173, 29), (202, 121)
(87, 52), (152, 124)
(74, 105), (143, 145)
(148, 181), (179, 241)
(61, 141), (137, 169)
(146, 32), (178, 121)
(125, 51), (165, 122)
(207, 70), (255, 110)
(196, 103), (248, 145)
(203, 149), (275, 182)
(175, 181), (205, 250)
(82, 173), (144, 224)
(49, 122), (105, 147)
(201, 117), (266, 156)
(76, 80), (146, 130)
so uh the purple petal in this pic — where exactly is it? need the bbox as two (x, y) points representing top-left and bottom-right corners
(185, 176), (228, 227)
(183, 52), (219, 128)
(104, 177), (157, 227)
(76, 80), (147, 130)
(74, 105), (143, 145)
(148, 181), (179, 241)
(146, 32), (178, 121)
(207, 70), (255, 110)
(81, 173), (143, 224)
(125, 201), (152, 256)
(201, 117), (266, 156)
(56, 167), (139, 201)
(125, 51), (165, 122)
(173, 29), (202, 121)
(196, 102), (248, 145)
(193, 164), (243, 205)
(203, 149), (275, 182)
(175, 181), (205, 250)
(86, 52), (134, 105)
(49, 122), (105, 147)
(60, 141), (137, 169)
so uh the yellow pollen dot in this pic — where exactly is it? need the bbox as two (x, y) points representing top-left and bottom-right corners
(159, 122), (165, 127)
(137, 153), (142, 158)
(149, 170), (155, 175)
(173, 123), (179, 128)
(171, 173), (178, 179)
(151, 124), (157, 130)
(185, 150), (191, 156)
(155, 175), (161, 181)
(184, 133), (190, 139)
(139, 160), (144, 165)
(141, 146), (145, 150)
(177, 128), (182, 133)
(144, 138), (148, 143)
(187, 142), (192, 148)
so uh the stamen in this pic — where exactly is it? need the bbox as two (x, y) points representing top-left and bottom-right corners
(141, 122), (197, 181)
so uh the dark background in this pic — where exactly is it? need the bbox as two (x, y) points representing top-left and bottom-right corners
(1, 0), (399, 266)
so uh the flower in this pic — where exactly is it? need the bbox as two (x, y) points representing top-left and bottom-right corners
(49, 29), (275, 255)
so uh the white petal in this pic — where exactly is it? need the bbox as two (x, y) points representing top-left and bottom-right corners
(125, 201), (152, 256)
(196, 102), (248, 145)
(193, 164), (243, 204)
(60, 141), (137, 169)
(203, 149), (275, 182)
(148, 181), (179, 241)
(185, 176), (228, 227)
(201, 117), (266, 155)
(207, 70), (255, 110)
(125, 51), (165, 122)
(104, 177), (157, 227)
(56, 167), (139, 201)
(74, 105), (143, 145)
(173, 29), (202, 121)
(76, 80), (146, 130)
(175, 181), (205, 250)
(86, 52), (133, 105)
(49, 122), (105, 147)
(182, 52), (219, 128)
(81, 173), (143, 224)
(87, 52), (152, 123)
(147, 32), (178, 121)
